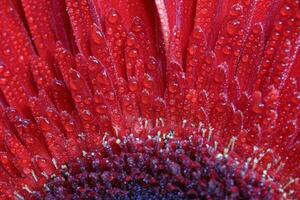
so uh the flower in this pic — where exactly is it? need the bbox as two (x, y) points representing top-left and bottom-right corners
(0, 0), (299, 199)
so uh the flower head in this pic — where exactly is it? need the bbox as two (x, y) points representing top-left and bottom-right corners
(0, 0), (299, 199)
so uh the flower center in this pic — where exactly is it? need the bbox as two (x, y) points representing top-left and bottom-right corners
(30, 135), (279, 199)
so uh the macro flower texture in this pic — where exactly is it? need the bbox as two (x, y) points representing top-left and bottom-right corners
(0, 0), (299, 199)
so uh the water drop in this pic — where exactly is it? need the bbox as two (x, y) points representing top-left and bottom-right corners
(3, 49), (11, 55)
(141, 91), (150, 104)
(39, 118), (51, 132)
(65, 122), (75, 132)
(214, 68), (225, 83)
(188, 58), (199, 66)
(96, 71), (110, 86)
(128, 49), (138, 58)
(226, 20), (240, 35)
(84, 97), (92, 105)
(274, 21), (283, 31)
(91, 25), (105, 45)
(82, 110), (93, 121)
(131, 17), (143, 32)
(222, 46), (231, 55)
(168, 82), (178, 93)
(280, 4), (291, 16)
(147, 57), (157, 71)
(143, 74), (153, 89)
(0, 78), (7, 85)
(107, 10), (119, 24)
(69, 70), (81, 91)
(188, 44), (198, 55)
(230, 4), (243, 16)
(241, 55), (249, 62)
(96, 105), (107, 114)
(127, 34), (136, 46)
(192, 27), (204, 39)
(107, 91), (116, 101)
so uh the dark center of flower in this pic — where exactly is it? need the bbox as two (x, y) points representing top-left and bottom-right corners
(30, 135), (278, 200)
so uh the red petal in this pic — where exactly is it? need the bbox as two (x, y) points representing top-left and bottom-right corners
(66, 0), (100, 56)
(95, 0), (158, 56)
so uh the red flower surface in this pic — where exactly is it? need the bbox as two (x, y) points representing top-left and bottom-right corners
(0, 0), (299, 199)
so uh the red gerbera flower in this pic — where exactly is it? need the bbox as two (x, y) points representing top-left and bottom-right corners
(0, 0), (299, 199)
